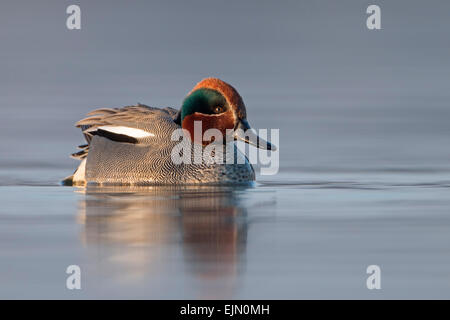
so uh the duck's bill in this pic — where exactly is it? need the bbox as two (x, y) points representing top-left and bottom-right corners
(234, 119), (277, 151)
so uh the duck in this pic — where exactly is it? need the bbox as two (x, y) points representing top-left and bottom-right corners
(63, 78), (276, 186)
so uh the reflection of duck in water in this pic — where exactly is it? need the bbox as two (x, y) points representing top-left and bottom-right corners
(77, 185), (249, 298)
(179, 197), (248, 299)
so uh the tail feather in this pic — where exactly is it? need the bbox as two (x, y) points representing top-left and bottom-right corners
(61, 174), (74, 186)
(71, 146), (89, 160)
(62, 159), (87, 186)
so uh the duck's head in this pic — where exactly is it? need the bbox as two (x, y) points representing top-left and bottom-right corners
(178, 78), (276, 150)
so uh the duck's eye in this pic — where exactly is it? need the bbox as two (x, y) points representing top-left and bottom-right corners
(214, 106), (224, 114)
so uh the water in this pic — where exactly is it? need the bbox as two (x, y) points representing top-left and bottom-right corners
(1, 0), (450, 299)
(1, 107), (450, 299)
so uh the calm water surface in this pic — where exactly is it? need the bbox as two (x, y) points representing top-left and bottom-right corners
(1, 0), (450, 299)
(1, 106), (450, 299)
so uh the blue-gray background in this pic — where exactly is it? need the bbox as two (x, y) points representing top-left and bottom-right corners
(0, 0), (449, 299)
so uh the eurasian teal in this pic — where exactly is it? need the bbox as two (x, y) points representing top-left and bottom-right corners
(64, 78), (275, 186)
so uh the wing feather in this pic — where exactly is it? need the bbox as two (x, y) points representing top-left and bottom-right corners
(70, 104), (180, 160)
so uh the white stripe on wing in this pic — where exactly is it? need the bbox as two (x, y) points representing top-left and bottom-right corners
(97, 126), (155, 138)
